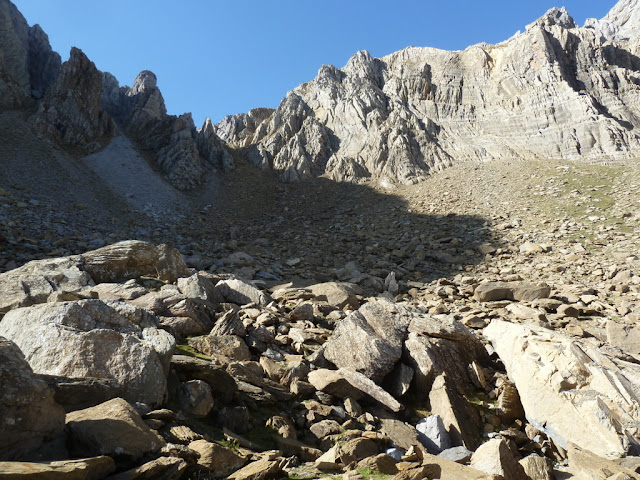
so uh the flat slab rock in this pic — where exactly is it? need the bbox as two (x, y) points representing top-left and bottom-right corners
(485, 319), (640, 458)
(474, 282), (551, 302)
(308, 368), (402, 412)
(0, 456), (115, 479)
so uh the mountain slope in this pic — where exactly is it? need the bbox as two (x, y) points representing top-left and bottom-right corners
(217, 2), (640, 185)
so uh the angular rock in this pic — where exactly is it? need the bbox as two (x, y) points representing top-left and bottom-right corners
(469, 438), (527, 480)
(188, 334), (251, 361)
(176, 380), (214, 417)
(379, 419), (420, 450)
(338, 437), (379, 465)
(519, 454), (554, 480)
(416, 415), (452, 454)
(66, 398), (165, 462)
(0, 255), (92, 315)
(428, 374), (481, 450)
(227, 457), (286, 480)
(170, 355), (237, 404)
(0, 337), (65, 461)
(214, 278), (270, 307)
(0, 456), (115, 479)
(106, 456), (187, 480)
(0, 300), (171, 406)
(485, 319), (640, 457)
(421, 453), (498, 480)
(197, 117), (234, 171)
(404, 315), (488, 396)
(82, 241), (190, 283)
(567, 445), (640, 480)
(356, 453), (399, 475)
(38, 375), (126, 412)
(308, 368), (402, 412)
(307, 282), (362, 309)
(496, 381), (525, 424)
(438, 446), (473, 464)
(323, 299), (413, 382)
(606, 320), (640, 356)
(30, 47), (116, 152)
(474, 282), (551, 302)
(189, 439), (246, 477)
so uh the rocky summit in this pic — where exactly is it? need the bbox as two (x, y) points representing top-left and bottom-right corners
(1, 0), (640, 479)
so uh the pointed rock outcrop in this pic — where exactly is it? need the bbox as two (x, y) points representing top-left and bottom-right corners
(30, 47), (116, 152)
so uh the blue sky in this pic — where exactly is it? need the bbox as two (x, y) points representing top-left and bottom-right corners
(13, 0), (616, 126)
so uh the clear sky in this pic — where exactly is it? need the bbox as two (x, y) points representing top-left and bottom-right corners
(12, 0), (616, 127)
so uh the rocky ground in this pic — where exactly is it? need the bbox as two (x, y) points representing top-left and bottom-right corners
(1, 145), (640, 479)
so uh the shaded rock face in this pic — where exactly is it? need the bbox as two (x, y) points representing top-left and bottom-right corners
(30, 47), (116, 152)
(0, 300), (172, 406)
(221, 5), (640, 185)
(100, 70), (231, 190)
(0, 337), (65, 461)
(0, 0), (60, 108)
(485, 320), (640, 458)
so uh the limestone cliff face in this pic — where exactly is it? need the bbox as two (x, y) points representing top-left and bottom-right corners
(0, 0), (60, 108)
(219, 1), (640, 185)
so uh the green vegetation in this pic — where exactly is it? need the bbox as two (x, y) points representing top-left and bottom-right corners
(175, 342), (211, 361)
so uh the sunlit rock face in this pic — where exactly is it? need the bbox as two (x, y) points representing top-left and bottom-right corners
(219, 1), (640, 185)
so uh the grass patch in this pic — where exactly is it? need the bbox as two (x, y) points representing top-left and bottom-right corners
(175, 342), (211, 361)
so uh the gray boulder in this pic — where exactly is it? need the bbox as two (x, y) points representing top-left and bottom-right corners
(324, 299), (413, 383)
(416, 415), (452, 454)
(0, 300), (173, 406)
(0, 337), (65, 461)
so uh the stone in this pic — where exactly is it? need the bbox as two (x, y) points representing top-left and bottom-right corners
(189, 439), (246, 477)
(339, 438), (379, 465)
(308, 368), (403, 412)
(177, 273), (221, 306)
(323, 299), (413, 382)
(170, 355), (237, 404)
(356, 453), (399, 474)
(416, 415), (452, 454)
(66, 398), (165, 461)
(197, 117), (234, 171)
(496, 381), (525, 424)
(38, 375), (126, 412)
(0, 255), (92, 315)
(474, 282), (551, 302)
(0, 300), (171, 406)
(82, 241), (190, 283)
(227, 457), (286, 480)
(30, 47), (116, 152)
(469, 438), (527, 480)
(485, 320), (640, 457)
(310, 419), (343, 439)
(188, 334), (251, 361)
(307, 282), (362, 309)
(0, 337), (65, 461)
(519, 454), (554, 480)
(379, 419), (420, 450)
(438, 446), (473, 464)
(106, 457), (188, 480)
(404, 315), (488, 396)
(428, 374), (481, 450)
(214, 278), (270, 306)
(568, 445), (640, 479)
(0, 456), (115, 479)
(420, 452), (499, 480)
(606, 320), (640, 356)
(176, 380), (214, 417)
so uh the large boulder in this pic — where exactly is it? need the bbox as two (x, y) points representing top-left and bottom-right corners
(214, 278), (270, 306)
(404, 314), (488, 395)
(0, 337), (65, 461)
(307, 282), (362, 309)
(485, 320), (640, 458)
(0, 456), (115, 479)
(0, 300), (173, 406)
(323, 299), (413, 383)
(0, 255), (92, 315)
(81, 240), (190, 283)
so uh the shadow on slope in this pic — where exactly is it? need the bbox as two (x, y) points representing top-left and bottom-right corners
(186, 152), (497, 287)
